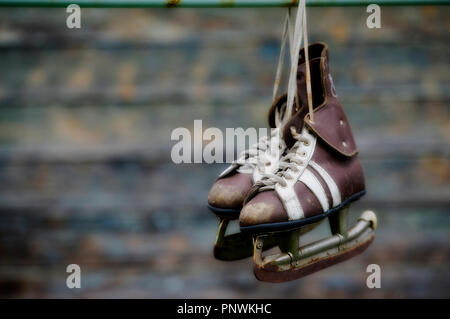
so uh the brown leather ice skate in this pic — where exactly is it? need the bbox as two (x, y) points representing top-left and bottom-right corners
(208, 93), (291, 261)
(240, 41), (377, 282)
(207, 10), (306, 261)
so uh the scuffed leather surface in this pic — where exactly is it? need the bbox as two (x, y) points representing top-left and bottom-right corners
(239, 182), (324, 226)
(240, 190), (288, 226)
(208, 172), (253, 209)
(305, 100), (358, 157)
(311, 141), (365, 200)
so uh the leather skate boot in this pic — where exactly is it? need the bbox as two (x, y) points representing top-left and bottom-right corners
(208, 9), (299, 261)
(240, 43), (377, 282)
(208, 8), (294, 219)
(208, 94), (289, 214)
(208, 93), (292, 261)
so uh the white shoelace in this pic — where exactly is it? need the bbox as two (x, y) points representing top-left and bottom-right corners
(258, 127), (310, 190)
(273, 9), (293, 101)
(283, 0), (313, 126)
(235, 126), (285, 174)
(234, 10), (294, 175)
(232, 1), (313, 178)
(256, 0), (314, 190)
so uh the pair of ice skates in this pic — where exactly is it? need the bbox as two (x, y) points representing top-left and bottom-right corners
(207, 41), (377, 283)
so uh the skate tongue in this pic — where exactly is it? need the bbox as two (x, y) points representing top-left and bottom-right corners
(267, 93), (289, 128)
(297, 60), (317, 113)
(281, 105), (307, 148)
(280, 60), (320, 148)
(281, 45), (327, 148)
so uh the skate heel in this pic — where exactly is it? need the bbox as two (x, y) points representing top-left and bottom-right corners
(253, 208), (377, 282)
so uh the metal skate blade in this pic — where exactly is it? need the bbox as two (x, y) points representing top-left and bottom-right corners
(253, 235), (374, 283)
(253, 211), (377, 282)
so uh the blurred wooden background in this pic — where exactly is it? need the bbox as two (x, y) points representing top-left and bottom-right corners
(0, 6), (449, 298)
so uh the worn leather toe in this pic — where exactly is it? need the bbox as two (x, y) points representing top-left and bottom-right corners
(208, 173), (253, 210)
(239, 191), (288, 227)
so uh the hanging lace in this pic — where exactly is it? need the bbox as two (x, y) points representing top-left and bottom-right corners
(257, 0), (315, 189)
(283, 0), (314, 126)
(302, 2), (314, 123)
(272, 9), (293, 102)
(234, 9), (294, 174)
